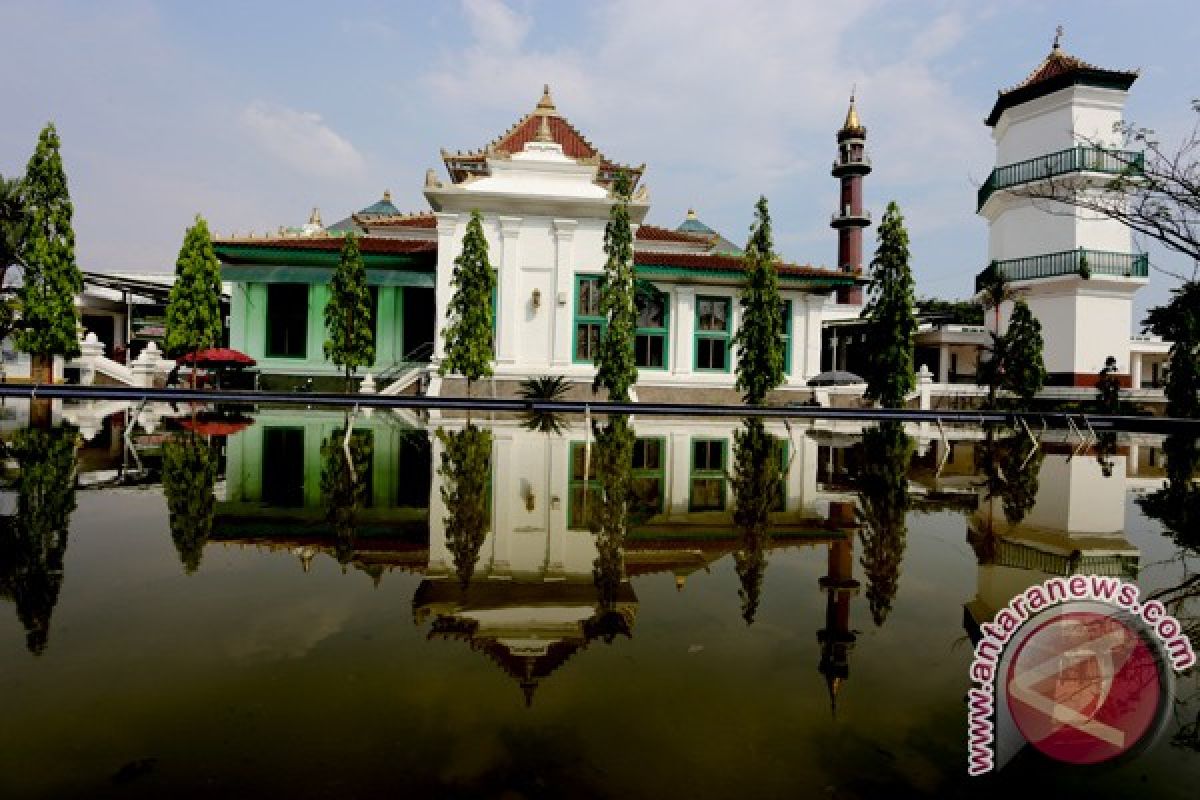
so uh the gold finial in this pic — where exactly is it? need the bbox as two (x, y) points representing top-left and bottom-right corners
(842, 90), (863, 132)
(686, 208), (697, 220)
(535, 112), (554, 143)
(1053, 24), (1063, 50)
(535, 83), (557, 116)
(309, 207), (322, 227)
(382, 189), (392, 203)
(675, 574), (687, 591)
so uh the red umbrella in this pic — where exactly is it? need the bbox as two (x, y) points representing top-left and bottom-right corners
(178, 415), (254, 437)
(175, 348), (256, 367)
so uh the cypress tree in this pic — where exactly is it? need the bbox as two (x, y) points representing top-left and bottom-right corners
(15, 123), (83, 383)
(324, 233), (375, 391)
(585, 415), (635, 642)
(1143, 281), (1200, 418)
(734, 196), (785, 406)
(320, 425), (374, 566)
(593, 171), (637, 400)
(856, 421), (912, 627)
(1001, 298), (1047, 407)
(861, 202), (917, 408)
(731, 418), (782, 625)
(440, 211), (495, 396)
(164, 215), (224, 384)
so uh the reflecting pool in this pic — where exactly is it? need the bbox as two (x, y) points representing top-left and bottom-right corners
(1, 405), (1198, 797)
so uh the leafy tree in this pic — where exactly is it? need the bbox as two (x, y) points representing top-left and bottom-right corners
(731, 418), (783, 625)
(164, 215), (224, 385)
(1143, 281), (1200, 418)
(855, 421), (911, 627)
(1137, 433), (1200, 552)
(1096, 355), (1122, 414)
(0, 424), (78, 654)
(437, 425), (492, 588)
(969, 429), (1042, 563)
(439, 211), (495, 396)
(1000, 299), (1047, 406)
(15, 124), (83, 382)
(976, 333), (1008, 409)
(733, 196), (785, 406)
(320, 425), (374, 566)
(584, 415), (635, 643)
(162, 431), (218, 574)
(918, 297), (984, 326)
(324, 233), (375, 391)
(976, 262), (1013, 335)
(862, 202), (917, 407)
(593, 172), (638, 401)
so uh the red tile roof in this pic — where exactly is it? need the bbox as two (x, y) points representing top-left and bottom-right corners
(358, 212), (437, 229)
(634, 251), (853, 282)
(986, 46), (1137, 127)
(635, 224), (713, 244)
(214, 235), (437, 255)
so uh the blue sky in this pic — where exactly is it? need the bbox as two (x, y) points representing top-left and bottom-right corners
(1, 0), (1196, 318)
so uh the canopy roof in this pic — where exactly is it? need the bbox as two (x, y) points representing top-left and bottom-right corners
(986, 41), (1137, 127)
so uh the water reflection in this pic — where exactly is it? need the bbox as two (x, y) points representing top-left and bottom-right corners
(0, 424), (79, 654)
(4, 400), (1195, 786)
(855, 421), (912, 627)
(162, 429), (218, 574)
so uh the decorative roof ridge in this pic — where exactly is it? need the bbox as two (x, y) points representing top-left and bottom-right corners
(353, 210), (436, 225)
(998, 38), (1138, 98)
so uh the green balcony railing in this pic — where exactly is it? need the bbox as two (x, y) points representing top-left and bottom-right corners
(975, 249), (1148, 292)
(977, 146), (1144, 210)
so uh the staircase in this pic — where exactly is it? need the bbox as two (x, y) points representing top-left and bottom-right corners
(377, 342), (434, 395)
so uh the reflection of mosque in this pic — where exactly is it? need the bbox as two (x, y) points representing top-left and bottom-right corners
(962, 440), (1147, 643)
(212, 411), (863, 707)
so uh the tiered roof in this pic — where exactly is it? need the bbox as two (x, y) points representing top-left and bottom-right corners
(985, 38), (1138, 126)
(441, 85), (645, 187)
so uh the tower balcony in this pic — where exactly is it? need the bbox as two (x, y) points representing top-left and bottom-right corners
(974, 248), (1148, 292)
(976, 146), (1143, 211)
(830, 209), (871, 228)
(831, 154), (872, 176)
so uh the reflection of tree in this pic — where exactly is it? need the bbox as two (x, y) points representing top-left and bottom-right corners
(1137, 435), (1200, 653)
(162, 431), (218, 574)
(584, 416), (634, 643)
(731, 418), (782, 626)
(320, 424), (374, 566)
(0, 425), (78, 654)
(855, 422), (912, 627)
(437, 425), (492, 589)
(968, 429), (1044, 565)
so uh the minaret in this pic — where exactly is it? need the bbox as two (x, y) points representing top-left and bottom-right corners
(818, 503), (860, 717)
(979, 33), (1142, 386)
(830, 92), (872, 305)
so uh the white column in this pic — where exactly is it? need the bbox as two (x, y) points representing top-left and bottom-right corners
(551, 219), (577, 367)
(496, 216), (522, 365)
(787, 297), (805, 385)
(801, 295), (824, 380)
(674, 287), (696, 378)
(938, 345), (951, 383)
(668, 432), (691, 516)
(432, 213), (460, 363)
(1129, 351), (1142, 389)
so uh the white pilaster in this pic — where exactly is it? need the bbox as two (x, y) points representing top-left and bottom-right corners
(432, 213), (460, 363)
(551, 219), (577, 367)
(673, 287), (696, 377)
(496, 216), (522, 364)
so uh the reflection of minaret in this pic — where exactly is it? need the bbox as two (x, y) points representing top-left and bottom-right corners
(818, 502), (860, 717)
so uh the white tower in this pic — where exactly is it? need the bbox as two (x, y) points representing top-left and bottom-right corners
(978, 34), (1144, 387)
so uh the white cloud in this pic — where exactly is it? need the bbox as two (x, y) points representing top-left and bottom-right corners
(462, 0), (531, 51)
(240, 102), (366, 179)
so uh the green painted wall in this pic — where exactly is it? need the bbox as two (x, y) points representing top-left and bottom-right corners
(229, 282), (411, 375)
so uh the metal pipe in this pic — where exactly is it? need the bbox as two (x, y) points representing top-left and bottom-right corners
(1, 383), (1197, 434)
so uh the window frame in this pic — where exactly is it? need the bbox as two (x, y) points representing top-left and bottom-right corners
(688, 437), (728, 512)
(780, 298), (792, 376)
(631, 436), (666, 518)
(573, 274), (605, 364)
(634, 287), (670, 370)
(694, 295), (732, 372)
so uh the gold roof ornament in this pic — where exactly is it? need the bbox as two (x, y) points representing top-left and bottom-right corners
(309, 207), (322, 227)
(535, 112), (554, 143)
(842, 88), (864, 133)
(686, 208), (698, 220)
(382, 189), (392, 203)
(535, 83), (557, 116)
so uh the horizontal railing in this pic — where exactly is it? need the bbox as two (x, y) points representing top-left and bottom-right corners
(977, 146), (1144, 210)
(975, 249), (1148, 291)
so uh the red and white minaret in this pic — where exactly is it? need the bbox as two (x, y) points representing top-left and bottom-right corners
(831, 93), (872, 305)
